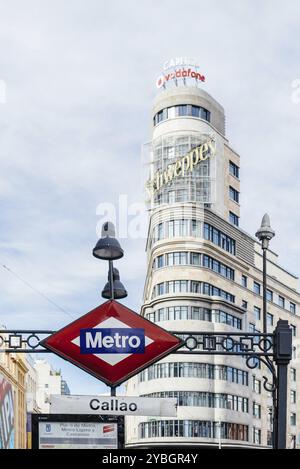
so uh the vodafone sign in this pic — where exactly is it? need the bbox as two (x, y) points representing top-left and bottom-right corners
(156, 57), (205, 89)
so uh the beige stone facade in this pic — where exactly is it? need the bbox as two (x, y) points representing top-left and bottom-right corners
(126, 85), (300, 449)
(0, 350), (28, 449)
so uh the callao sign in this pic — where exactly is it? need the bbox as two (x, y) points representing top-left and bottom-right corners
(156, 56), (205, 89)
(50, 395), (177, 417)
(41, 300), (182, 387)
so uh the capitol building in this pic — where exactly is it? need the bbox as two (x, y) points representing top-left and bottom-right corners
(126, 63), (300, 449)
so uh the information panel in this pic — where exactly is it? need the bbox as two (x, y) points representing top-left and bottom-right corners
(32, 414), (124, 450)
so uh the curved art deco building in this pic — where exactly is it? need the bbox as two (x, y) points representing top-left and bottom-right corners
(126, 84), (300, 449)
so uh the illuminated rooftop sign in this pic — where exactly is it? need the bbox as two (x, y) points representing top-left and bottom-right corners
(156, 57), (205, 89)
(147, 138), (216, 195)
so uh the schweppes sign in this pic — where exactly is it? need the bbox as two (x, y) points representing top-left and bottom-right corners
(147, 138), (216, 195)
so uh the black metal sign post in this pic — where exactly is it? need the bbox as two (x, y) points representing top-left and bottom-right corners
(0, 319), (292, 449)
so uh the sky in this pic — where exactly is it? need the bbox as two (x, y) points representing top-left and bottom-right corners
(0, 0), (300, 394)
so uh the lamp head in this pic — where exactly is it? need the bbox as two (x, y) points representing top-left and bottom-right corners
(93, 222), (124, 260)
(255, 214), (275, 249)
(101, 267), (128, 299)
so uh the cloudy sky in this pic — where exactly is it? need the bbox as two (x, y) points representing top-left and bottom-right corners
(0, 0), (299, 394)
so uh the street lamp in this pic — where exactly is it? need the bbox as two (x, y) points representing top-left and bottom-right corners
(93, 222), (127, 397)
(255, 213), (275, 335)
(102, 267), (127, 299)
(93, 222), (127, 301)
(255, 213), (276, 447)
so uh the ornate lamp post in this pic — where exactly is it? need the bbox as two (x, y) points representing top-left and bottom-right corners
(93, 221), (127, 396)
(255, 213), (275, 335)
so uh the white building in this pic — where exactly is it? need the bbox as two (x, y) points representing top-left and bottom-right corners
(126, 69), (300, 448)
(34, 360), (70, 413)
(25, 355), (39, 414)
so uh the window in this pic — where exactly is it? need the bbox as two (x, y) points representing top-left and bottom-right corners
(229, 161), (240, 179)
(168, 219), (189, 237)
(229, 211), (239, 227)
(191, 105), (200, 117)
(291, 325), (297, 337)
(204, 223), (236, 255)
(146, 307), (241, 329)
(153, 281), (235, 302)
(167, 252), (188, 266)
(290, 302), (296, 314)
(154, 222), (164, 241)
(191, 252), (201, 265)
(191, 219), (201, 237)
(191, 281), (201, 293)
(142, 391), (248, 413)
(242, 300), (248, 309)
(203, 283), (235, 303)
(153, 105), (211, 126)
(202, 254), (235, 280)
(291, 413), (296, 426)
(291, 390), (296, 404)
(252, 376), (261, 394)
(254, 306), (261, 321)
(291, 368), (296, 382)
(267, 313), (274, 327)
(253, 282), (261, 295)
(278, 296), (285, 309)
(167, 280), (189, 294)
(156, 255), (164, 268)
(253, 402), (261, 419)
(253, 428), (261, 445)
(176, 105), (188, 116)
(140, 362), (248, 385)
(242, 275), (248, 288)
(139, 421), (248, 441)
(229, 186), (239, 203)
(266, 289), (273, 302)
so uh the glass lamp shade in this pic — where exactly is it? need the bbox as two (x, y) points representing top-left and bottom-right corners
(93, 237), (124, 260)
(101, 280), (128, 299)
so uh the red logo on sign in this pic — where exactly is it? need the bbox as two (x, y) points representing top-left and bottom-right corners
(41, 301), (182, 387)
(103, 424), (115, 434)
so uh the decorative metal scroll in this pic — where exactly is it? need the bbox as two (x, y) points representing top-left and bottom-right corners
(171, 331), (274, 357)
(0, 330), (54, 353)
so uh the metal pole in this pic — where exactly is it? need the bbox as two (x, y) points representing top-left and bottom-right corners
(109, 260), (114, 300)
(274, 320), (293, 450)
(276, 364), (288, 449)
(111, 386), (116, 397)
(262, 248), (267, 335)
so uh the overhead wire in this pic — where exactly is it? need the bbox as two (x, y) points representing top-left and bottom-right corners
(0, 262), (76, 320)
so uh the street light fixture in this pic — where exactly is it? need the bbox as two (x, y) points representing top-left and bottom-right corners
(255, 213), (275, 334)
(93, 221), (127, 397)
(255, 213), (276, 447)
(93, 222), (126, 301)
(93, 222), (124, 260)
(102, 267), (127, 299)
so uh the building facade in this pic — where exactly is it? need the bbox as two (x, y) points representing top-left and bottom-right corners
(34, 359), (70, 413)
(0, 337), (28, 449)
(126, 80), (300, 448)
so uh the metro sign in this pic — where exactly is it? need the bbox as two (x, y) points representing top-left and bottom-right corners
(41, 301), (182, 387)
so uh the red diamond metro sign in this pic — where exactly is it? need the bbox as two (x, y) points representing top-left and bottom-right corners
(41, 300), (182, 387)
